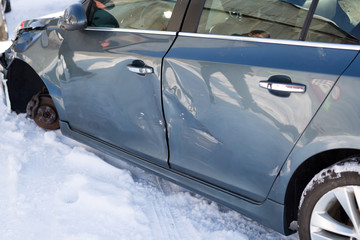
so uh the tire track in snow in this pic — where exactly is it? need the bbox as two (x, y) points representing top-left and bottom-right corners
(134, 175), (184, 240)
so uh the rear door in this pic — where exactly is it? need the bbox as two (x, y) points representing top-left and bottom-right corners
(59, 0), (188, 167)
(163, 0), (360, 202)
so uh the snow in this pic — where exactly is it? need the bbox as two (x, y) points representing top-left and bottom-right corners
(0, 1), (299, 239)
(299, 159), (360, 209)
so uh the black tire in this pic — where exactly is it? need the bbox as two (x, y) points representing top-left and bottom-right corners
(4, 0), (10, 13)
(298, 159), (360, 240)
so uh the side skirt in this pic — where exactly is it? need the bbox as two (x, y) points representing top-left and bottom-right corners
(60, 120), (289, 235)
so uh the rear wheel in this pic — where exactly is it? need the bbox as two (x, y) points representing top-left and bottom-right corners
(298, 159), (360, 240)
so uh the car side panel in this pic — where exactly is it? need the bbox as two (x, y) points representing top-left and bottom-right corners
(58, 29), (175, 167)
(269, 52), (360, 203)
(163, 35), (359, 202)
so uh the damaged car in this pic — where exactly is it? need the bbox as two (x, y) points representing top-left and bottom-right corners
(1, 0), (360, 239)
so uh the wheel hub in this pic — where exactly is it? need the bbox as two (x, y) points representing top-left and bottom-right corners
(29, 93), (60, 130)
(36, 105), (57, 126)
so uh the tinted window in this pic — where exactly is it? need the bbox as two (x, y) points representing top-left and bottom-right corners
(89, 0), (177, 31)
(197, 0), (360, 44)
(197, 0), (311, 40)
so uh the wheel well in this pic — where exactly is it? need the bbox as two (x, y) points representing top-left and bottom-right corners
(7, 59), (46, 113)
(284, 149), (360, 231)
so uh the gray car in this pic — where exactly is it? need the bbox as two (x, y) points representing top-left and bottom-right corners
(1, 0), (360, 239)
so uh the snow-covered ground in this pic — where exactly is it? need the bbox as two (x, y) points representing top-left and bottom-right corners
(0, 1), (299, 239)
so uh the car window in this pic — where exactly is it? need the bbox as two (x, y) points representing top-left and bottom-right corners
(197, 0), (360, 44)
(89, 0), (177, 31)
(197, 0), (311, 40)
(307, 0), (360, 44)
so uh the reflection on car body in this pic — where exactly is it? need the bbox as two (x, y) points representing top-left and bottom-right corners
(1, 0), (360, 239)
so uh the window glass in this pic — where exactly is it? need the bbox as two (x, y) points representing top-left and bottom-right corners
(197, 0), (311, 40)
(307, 0), (360, 44)
(197, 0), (360, 44)
(89, 0), (177, 31)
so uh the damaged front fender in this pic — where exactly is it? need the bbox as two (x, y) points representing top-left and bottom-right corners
(15, 17), (61, 52)
(20, 18), (53, 31)
(0, 16), (65, 114)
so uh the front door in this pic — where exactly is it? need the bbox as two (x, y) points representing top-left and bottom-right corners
(59, 0), (180, 167)
(163, 0), (360, 201)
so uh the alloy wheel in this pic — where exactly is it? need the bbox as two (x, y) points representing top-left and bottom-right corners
(310, 186), (360, 240)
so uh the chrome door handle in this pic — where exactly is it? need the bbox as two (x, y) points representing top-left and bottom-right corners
(259, 81), (306, 93)
(127, 65), (153, 75)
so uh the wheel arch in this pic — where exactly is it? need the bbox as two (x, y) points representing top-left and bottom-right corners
(6, 59), (65, 119)
(283, 148), (360, 232)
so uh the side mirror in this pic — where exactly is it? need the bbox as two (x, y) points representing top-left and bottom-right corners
(59, 3), (87, 31)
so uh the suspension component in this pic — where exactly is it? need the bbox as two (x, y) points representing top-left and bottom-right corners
(26, 88), (60, 130)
